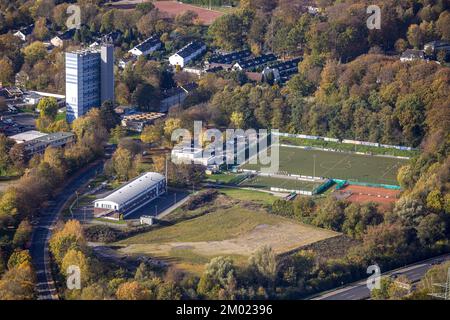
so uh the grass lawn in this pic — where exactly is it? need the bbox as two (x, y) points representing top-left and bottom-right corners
(240, 175), (323, 192)
(219, 188), (278, 205)
(115, 205), (337, 274)
(94, 218), (127, 225)
(242, 145), (408, 185)
(280, 136), (418, 158)
(55, 111), (66, 122)
(205, 173), (245, 185)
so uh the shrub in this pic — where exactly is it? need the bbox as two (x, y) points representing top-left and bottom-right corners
(84, 225), (120, 243)
(182, 189), (219, 211)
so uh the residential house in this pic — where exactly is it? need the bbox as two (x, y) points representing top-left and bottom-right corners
(400, 49), (425, 62)
(424, 40), (450, 61)
(128, 36), (162, 57)
(262, 57), (302, 83)
(206, 49), (252, 70)
(232, 54), (277, 71)
(160, 83), (198, 112)
(13, 24), (34, 42)
(51, 29), (76, 48)
(169, 41), (207, 68)
(118, 55), (137, 69)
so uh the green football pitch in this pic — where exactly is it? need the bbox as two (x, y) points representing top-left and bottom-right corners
(241, 146), (409, 185)
(241, 175), (323, 192)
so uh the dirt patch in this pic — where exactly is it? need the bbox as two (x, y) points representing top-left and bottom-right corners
(119, 222), (338, 257)
(154, 1), (224, 25)
(335, 185), (401, 208)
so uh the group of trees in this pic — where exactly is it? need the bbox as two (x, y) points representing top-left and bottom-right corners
(48, 219), (184, 300)
(209, 0), (449, 61)
(0, 108), (111, 298)
(169, 51), (448, 148)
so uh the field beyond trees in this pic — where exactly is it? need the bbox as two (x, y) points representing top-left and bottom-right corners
(115, 197), (338, 274)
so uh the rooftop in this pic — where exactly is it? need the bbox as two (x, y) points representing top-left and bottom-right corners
(401, 49), (425, 59)
(208, 50), (252, 65)
(10, 130), (74, 145)
(161, 83), (198, 99)
(10, 130), (48, 143)
(54, 28), (75, 40)
(15, 24), (34, 36)
(132, 35), (161, 53)
(175, 41), (206, 58)
(269, 57), (302, 72)
(122, 112), (165, 122)
(235, 54), (277, 69)
(95, 172), (165, 207)
(35, 132), (74, 143)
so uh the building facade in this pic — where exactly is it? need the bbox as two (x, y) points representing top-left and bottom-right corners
(65, 44), (114, 123)
(93, 172), (166, 219)
(10, 130), (75, 158)
(169, 41), (206, 68)
(128, 36), (162, 57)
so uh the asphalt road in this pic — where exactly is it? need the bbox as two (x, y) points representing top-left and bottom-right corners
(311, 253), (450, 300)
(29, 161), (104, 300)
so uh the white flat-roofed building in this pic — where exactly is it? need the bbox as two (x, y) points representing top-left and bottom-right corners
(10, 130), (48, 143)
(93, 172), (166, 218)
(171, 146), (223, 166)
(9, 130), (75, 157)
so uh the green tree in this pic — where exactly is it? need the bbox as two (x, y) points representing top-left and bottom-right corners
(99, 100), (120, 131)
(426, 189), (444, 212)
(248, 246), (278, 287)
(12, 220), (32, 249)
(417, 214), (446, 246)
(197, 256), (237, 299)
(7, 250), (32, 270)
(23, 41), (47, 64)
(208, 14), (244, 50)
(37, 97), (58, 120)
(313, 196), (346, 231)
(0, 58), (14, 85)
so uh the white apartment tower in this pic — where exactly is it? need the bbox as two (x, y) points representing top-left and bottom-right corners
(65, 44), (114, 123)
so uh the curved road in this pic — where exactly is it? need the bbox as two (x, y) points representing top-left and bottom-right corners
(30, 161), (104, 300)
(311, 253), (450, 300)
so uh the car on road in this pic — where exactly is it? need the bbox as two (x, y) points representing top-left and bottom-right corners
(431, 259), (443, 265)
(389, 273), (400, 279)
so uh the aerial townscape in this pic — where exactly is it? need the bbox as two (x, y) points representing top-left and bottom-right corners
(0, 0), (449, 307)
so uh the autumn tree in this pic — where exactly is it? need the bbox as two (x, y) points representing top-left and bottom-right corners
(111, 147), (134, 181)
(116, 281), (150, 300)
(0, 261), (36, 300)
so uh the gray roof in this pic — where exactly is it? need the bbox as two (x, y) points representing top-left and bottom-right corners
(95, 172), (165, 207)
(176, 41), (205, 58)
(235, 54), (277, 69)
(133, 35), (161, 53)
(208, 50), (252, 64)
(401, 49), (425, 59)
